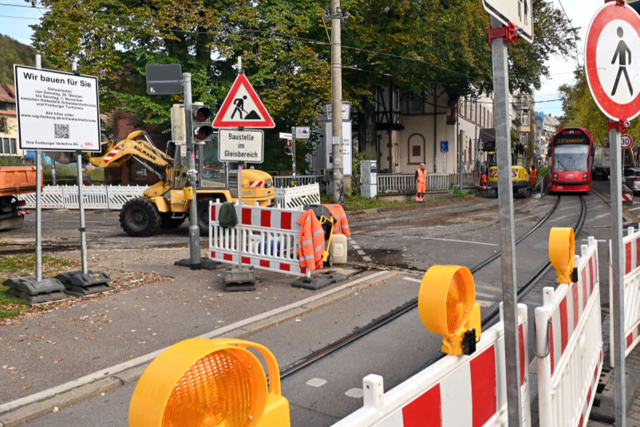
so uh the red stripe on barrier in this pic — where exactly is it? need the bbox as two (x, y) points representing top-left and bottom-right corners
(210, 252), (215, 258)
(280, 263), (291, 272)
(628, 333), (633, 349)
(626, 242), (632, 274)
(595, 254), (599, 284)
(594, 365), (599, 382)
(471, 346), (497, 427)
(402, 384), (442, 427)
(242, 257), (250, 264)
(242, 207), (251, 225)
(281, 212), (292, 230)
(301, 267), (307, 274)
(587, 386), (592, 409)
(224, 254), (232, 261)
(581, 270), (588, 311)
(579, 414), (583, 427)
(260, 260), (270, 268)
(261, 210), (271, 228)
(210, 205), (216, 221)
(518, 325), (525, 386)
(589, 258), (595, 293)
(550, 319), (555, 376)
(560, 298), (569, 354)
(572, 283), (579, 330)
(637, 324), (640, 337)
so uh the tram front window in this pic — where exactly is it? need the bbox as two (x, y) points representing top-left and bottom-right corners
(553, 145), (590, 172)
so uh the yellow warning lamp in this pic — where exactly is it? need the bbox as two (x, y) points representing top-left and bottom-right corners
(418, 265), (481, 356)
(129, 338), (290, 427)
(549, 227), (576, 283)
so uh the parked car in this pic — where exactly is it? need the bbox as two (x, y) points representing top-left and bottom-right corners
(624, 168), (640, 194)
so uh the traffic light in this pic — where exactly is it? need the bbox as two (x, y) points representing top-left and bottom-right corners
(129, 338), (291, 427)
(549, 227), (576, 283)
(191, 102), (214, 144)
(284, 139), (292, 155)
(418, 265), (481, 355)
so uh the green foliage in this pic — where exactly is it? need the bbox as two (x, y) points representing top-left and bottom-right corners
(320, 192), (414, 211)
(538, 166), (549, 178)
(0, 34), (54, 84)
(0, 157), (25, 166)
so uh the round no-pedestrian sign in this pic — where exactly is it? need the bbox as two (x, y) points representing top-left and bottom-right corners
(585, 3), (640, 121)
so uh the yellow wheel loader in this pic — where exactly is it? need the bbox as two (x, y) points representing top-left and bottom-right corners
(49, 130), (275, 237)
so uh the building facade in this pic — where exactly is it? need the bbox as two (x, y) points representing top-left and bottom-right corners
(0, 84), (22, 157)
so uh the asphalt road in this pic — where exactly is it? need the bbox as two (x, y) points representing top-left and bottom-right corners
(7, 191), (618, 427)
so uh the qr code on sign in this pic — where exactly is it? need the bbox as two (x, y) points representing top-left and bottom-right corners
(54, 124), (70, 139)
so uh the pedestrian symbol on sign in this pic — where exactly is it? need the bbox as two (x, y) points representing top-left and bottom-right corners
(611, 27), (633, 97)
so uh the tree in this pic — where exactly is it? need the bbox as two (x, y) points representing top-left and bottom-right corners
(0, 34), (53, 84)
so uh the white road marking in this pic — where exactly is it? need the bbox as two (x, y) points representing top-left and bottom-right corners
(357, 250), (366, 255)
(416, 236), (498, 247)
(363, 256), (373, 262)
(477, 300), (493, 307)
(591, 213), (610, 221)
(627, 206), (640, 212)
(475, 291), (497, 299)
(352, 245), (361, 250)
(306, 378), (327, 388)
(550, 214), (572, 223)
(345, 388), (364, 398)
(402, 276), (421, 283)
(0, 269), (391, 415)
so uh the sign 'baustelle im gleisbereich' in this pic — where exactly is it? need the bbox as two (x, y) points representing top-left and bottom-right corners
(13, 65), (101, 152)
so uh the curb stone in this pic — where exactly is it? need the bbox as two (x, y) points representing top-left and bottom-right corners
(0, 269), (397, 426)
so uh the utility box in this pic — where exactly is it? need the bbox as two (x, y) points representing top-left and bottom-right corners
(360, 160), (377, 199)
(330, 234), (348, 264)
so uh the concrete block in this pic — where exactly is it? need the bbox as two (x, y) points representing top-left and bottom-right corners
(291, 271), (347, 291)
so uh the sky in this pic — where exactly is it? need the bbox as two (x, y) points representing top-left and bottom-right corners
(0, 0), (611, 119)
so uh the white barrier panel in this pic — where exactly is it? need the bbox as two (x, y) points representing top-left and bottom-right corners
(610, 227), (640, 365)
(535, 236), (602, 427)
(208, 201), (310, 277)
(332, 304), (531, 427)
(19, 185), (148, 210)
(274, 183), (321, 210)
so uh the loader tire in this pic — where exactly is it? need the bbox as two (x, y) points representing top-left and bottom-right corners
(120, 198), (161, 237)
(160, 213), (185, 229)
(197, 199), (211, 236)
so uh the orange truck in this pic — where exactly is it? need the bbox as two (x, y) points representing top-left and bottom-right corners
(0, 166), (38, 230)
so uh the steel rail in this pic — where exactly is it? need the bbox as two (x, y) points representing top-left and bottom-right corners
(280, 195), (565, 379)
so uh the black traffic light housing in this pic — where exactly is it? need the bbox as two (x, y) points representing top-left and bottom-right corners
(284, 139), (292, 155)
(192, 103), (214, 142)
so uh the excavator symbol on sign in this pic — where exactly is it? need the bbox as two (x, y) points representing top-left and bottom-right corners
(231, 96), (262, 120)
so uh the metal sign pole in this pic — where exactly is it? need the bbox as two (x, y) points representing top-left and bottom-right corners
(71, 61), (88, 275)
(237, 164), (243, 270)
(35, 55), (43, 282)
(291, 126), (297, 186)
(491, 17), (523, 426)
(183, 72), (201, 270)
(610, 123), (627, 426)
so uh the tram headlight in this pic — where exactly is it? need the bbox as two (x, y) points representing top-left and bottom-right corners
(129, 338), (290, 427)
(583, 173), (588, 180)
(418, 265), (481, 355)
(553, 173), (559, 180)
(549, 227), (576, 284)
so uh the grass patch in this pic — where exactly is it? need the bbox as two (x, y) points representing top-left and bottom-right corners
(0, 254), (78, 320)
(320, 193), (415, 211)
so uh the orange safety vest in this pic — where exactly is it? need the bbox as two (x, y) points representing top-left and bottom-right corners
(481, 174), (487, 184)
(416, 168), (427, 183)
(297, 210), (325, 272)
(323, 204), (351, 236)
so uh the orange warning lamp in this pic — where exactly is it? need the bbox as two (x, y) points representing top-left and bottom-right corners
(418, 265), (481, 356)
(549, 227), (576, 283)
(129, 338), (290, 427)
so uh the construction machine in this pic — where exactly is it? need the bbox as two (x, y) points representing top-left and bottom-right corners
(48, 129), (276, 237)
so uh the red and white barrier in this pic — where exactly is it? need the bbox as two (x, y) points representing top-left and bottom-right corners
(535, 236), (602, 427)
(610, 227), (640, 365)
(623, 193), (633, 202)
(331, 304), (531, 427)
(208, 201), (310, 277)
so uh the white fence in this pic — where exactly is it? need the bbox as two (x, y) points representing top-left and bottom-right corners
(273, 175), (324, 189)
(377, 173), (475, 193)
(535, 236), (602, 427)
(19, 185), (148, 210)
(208, 201), (310, 277)
(274, 183), (321, 210)
(610, 226), (640, 365)
(332, 304), (531, 427)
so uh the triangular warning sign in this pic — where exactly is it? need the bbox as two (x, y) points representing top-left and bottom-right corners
(212, 74), (275, 128)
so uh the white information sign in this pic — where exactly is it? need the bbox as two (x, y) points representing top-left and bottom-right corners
(326, 121), (352, 176)
(482, 0), (534, 43)
(14, 65), (101, 152)
(295, 127), (310, 139)
(279, 132), (292, 139)
(218, 129), (264, 163)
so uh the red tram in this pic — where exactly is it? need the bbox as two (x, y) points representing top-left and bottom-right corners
(550, 127), (594, 193)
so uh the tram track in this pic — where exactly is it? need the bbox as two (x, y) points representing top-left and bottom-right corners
(280, 195), (585, 379)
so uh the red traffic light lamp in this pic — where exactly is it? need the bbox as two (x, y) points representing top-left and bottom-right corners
(285, 140), (292, 155)
(192, 102), (214, 142)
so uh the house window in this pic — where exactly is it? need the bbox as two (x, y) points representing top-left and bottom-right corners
(413, 145), (421, 157)
(0, 117), (6, 133)
(409, 99), (424, 114)
(522, 113), (529, 126)
(10, 139), (16, 154)
(408, 133), (425, 164)
(521, 134), (527, 145)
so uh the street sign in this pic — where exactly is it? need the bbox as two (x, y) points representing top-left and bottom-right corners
(325, 121), (352, 175)
(622, 134), (633, 149)
(325, 102), (352, 121)
(218, 129), (264, 163)
(279, 132), (292, 139)
(212, 74), (275, 128)
(482, 0), (534, 43)
(145, 64), (182, 95)
(585, 3), (640, 121)
(440, 141), (449, 153)
(13, 65), (101, 152)
(295, 127), (310, 139)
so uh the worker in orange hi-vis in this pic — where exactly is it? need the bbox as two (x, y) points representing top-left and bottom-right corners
(481, 172), (487, 189)
(415, 163), (427, 202)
